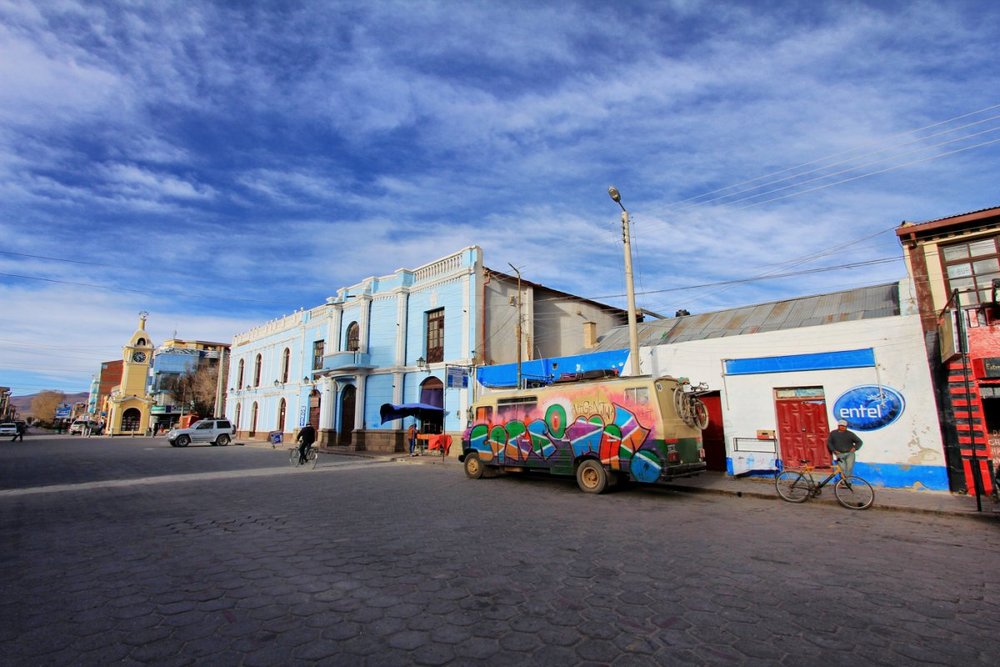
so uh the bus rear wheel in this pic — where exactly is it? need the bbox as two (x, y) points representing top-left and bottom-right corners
(576, 459), (608, 494)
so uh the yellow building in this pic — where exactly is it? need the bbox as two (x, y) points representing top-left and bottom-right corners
(106, 312), (155, 435)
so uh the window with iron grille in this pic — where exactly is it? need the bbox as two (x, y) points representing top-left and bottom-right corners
(312, 340), (325, 370)
(426, 309), (444, 363)
(237, 359), (245, 387)
(941, 235), (1000, 305)
(346, 322), (360, 352)
(281, 348), (290, 383)
(253, 354), (262, 387)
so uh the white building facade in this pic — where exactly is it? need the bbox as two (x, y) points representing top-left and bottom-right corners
(597, 281), (948, 490)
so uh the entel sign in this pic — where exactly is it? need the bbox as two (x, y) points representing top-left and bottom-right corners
(832, 385), (905, 431)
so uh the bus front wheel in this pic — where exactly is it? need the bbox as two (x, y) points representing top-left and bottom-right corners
(464, 452), (484, 480)
(576, 460), (608, 494)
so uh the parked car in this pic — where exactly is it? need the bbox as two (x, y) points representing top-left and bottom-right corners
(167, 419), (235, 447)
(0, 423), (17, 437)
(69, 419), (96, 435)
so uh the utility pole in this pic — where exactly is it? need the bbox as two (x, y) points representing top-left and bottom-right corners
(213, 347), (227, 418)
(508, 262), (523, 390)
(608, 186), (642, 376)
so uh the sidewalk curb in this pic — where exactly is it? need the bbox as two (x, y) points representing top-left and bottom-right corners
(661, 482), (999, 521)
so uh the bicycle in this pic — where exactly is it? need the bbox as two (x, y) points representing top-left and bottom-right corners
(775, 457), (875, 510)
(673, 378), (710, 430)
(288, 444), (319, 469)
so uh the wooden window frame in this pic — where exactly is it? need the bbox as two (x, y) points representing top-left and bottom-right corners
(426, 308), (444, 363)
(941, 235), (1000, 305)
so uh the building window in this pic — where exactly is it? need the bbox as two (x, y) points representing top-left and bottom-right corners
(942, 235), (1000, 305)
(277, 398), (286, 432)
(312, 340), (325, 370)
(254, 354), (262, 387)
(237, 359), (245, 387)
(346, 322), (360, 352)
(426, 308), (444, 363)
(281, 348), (290, 384)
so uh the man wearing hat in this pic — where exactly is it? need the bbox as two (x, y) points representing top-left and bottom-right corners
(828, 419), (863, 479)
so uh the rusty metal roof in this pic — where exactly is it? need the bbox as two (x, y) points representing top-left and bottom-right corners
(594, 282), (901, 349)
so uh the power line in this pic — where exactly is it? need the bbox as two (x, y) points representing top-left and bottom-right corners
(667, 103), (1000, 209)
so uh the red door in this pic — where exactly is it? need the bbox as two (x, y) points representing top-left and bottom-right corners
(700, 393), (727, 471)
(776, 396), (831, 467)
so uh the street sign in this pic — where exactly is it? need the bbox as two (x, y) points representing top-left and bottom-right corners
(446, 365), (468, 388)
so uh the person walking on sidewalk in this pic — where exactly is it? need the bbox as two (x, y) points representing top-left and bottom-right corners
(828, 419), (863, 479)
(296, 424), (316, 465)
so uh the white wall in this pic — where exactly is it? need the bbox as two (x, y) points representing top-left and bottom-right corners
(644, 314), (944, 467)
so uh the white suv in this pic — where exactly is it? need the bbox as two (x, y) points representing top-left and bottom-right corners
(167, 419), (235, 447)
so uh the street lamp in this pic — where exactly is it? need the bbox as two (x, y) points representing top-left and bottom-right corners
(608, 186), (642, 377)
(416, 356), (428, 370)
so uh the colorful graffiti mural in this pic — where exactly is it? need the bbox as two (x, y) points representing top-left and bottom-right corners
(463, 376), (707, 488)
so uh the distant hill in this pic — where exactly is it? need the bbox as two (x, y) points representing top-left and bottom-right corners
(10, 392), (89, 418)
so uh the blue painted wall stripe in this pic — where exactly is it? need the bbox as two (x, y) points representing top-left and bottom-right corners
(724, 348), (875, 375)
(727, 459), (949, 491)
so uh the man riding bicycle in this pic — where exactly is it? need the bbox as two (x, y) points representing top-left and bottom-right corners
(296, 424), (317, 465)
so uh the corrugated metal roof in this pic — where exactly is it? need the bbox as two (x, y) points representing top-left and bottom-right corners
(593, 282), (900, 350)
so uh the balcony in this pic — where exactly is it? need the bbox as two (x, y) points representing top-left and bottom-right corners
(323, 350), (374, 371)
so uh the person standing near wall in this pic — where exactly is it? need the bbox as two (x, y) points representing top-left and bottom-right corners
(407, 421), (418, 457)
(828, 419), (863, 479)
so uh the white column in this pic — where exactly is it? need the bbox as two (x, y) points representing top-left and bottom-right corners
(355, 374), (367, 430)
(395, 289), (409, 366)
(359, 295), (373, 354)
(318, 378), (334, 431)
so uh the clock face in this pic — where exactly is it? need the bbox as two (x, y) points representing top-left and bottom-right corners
(132, 351), (147, 363)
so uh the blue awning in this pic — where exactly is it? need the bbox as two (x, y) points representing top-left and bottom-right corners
(379, 402), (444, 424)
(476, 349), (629, 388)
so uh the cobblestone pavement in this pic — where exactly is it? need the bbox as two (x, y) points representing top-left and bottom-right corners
(2, 439), (999, 665)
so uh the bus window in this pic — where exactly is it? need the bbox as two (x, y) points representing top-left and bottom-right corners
(625, 387), (649, 405)
(475, 406), (493, 422)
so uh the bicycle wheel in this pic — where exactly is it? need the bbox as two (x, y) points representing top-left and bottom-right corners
(308, 449), (319, 469)
(775, 471), (811, 503)
(835, 476), (875, 510)
(692, 398), (709, 430)
(673, 387), (694, 426)
(288, 448), (300, 467)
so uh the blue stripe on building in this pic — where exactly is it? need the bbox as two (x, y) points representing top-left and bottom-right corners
(724, 348), (876, 376)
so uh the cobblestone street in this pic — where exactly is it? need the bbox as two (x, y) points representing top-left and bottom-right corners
(1, 438), (998, 665)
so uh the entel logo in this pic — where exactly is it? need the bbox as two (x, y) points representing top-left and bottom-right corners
(833, 385), (905, 431)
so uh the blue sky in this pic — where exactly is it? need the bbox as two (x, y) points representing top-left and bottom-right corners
(1, 0), (998, 397)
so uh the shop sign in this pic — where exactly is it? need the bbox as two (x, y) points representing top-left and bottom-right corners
(833, 385), (905, 431)
(982, 357), (1000, 378)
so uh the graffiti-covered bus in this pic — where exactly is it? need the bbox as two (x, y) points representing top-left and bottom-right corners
(459, 374), (707, 493)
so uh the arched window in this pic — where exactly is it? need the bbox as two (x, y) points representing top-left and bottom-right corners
(237, 359), (245, 387)
(235, 403), (242, 431)
(346, 321), (360, 352)
(281, 348), (290, 384)
(277, 398), (287, 432)
(250, 402), (258, 437)
(253, 354), (262, 387)
(137, 338), (146, 346)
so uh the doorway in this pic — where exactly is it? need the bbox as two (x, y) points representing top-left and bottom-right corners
(775, 387), (831, 467)
(699, 392), (726, 471)
(419, 376), (444, 434)
(339, 385), (355, 446)
(121, 408), (141, 432)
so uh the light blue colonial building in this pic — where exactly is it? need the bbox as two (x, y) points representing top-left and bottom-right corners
(226, 246), (627, 453)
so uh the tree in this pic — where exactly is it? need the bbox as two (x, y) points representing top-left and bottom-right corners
(166, 364), (219, 418)
(31, 390), (66, 424)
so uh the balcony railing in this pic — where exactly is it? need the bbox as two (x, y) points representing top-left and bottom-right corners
(323, 350), (374, 371)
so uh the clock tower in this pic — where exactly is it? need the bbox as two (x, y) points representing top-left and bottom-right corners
(106, 312), (155, 435)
